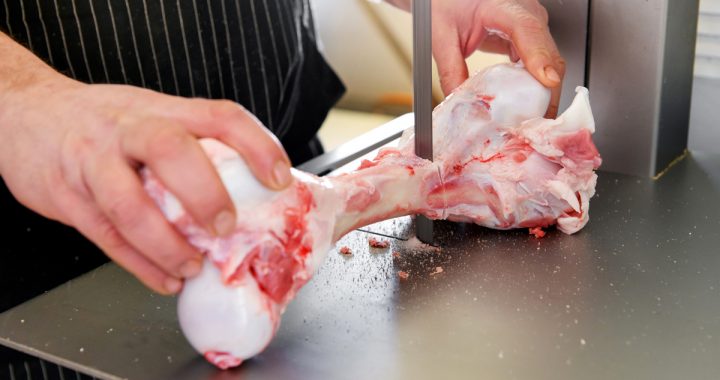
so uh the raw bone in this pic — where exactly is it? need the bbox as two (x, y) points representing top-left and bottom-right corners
(142, 63), (602, 369)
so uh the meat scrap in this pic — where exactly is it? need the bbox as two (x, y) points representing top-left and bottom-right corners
(397, 271), (410, 280)
(339, 246), (352, 256)
(529, 227), (546, 239)
(368, 237), (390, 249)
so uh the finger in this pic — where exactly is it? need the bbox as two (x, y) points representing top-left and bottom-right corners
(162, 99), (293, 191)
(83, 155), (204, 279)
(509, 45), (520, 63)
(543, 53), (564, 118)
(121, 120), (236, 236)
(545, 85), (562, 119)
(544, 50), (565, 118)
(88, 219), (183, 295)
(432, 25), (470, 96)
(516, 0), (550, 24)
(483, 6), (565, 89)
(478, 35), (514, 56)
(57, 187), (182, 294)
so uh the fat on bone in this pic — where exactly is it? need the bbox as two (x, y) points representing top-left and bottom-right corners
(142, 63), (602, 369)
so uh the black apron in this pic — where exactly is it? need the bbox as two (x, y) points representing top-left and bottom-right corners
(0, 0), (344, 314)
(0, 0), (344, 163)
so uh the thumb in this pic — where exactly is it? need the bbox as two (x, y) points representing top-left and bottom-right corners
(483, 6), (565, 89)
(433, 26), (469, 96)
(482, 6), (565, 118)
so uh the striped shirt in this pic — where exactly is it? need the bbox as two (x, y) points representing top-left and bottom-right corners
(0, 0), (344, 163)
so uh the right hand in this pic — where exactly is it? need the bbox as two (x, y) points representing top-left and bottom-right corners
(430, 0), (565, 118)
(0, 75), (292, 294)
(384, 0), (565, 118)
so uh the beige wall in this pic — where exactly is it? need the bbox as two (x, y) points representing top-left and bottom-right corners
(311, 0), (507, 115)
(697, 0), (720, 78)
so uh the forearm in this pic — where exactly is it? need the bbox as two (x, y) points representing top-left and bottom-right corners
(0, 32), (73, 176)
(0, 33), (69, 98)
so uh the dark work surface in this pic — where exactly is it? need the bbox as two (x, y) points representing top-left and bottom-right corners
(0, 179), (108, 314)
(0, 178), (107, 378)
(2, 152), (720, 380)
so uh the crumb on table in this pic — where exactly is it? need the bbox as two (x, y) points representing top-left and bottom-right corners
(430, 266), (444, 275)
(339, 246), (352, 256)
(392, 251), (401, 258)
(398, 271), (409, 280)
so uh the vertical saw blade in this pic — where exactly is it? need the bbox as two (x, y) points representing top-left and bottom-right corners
(412, 0), (434, 244)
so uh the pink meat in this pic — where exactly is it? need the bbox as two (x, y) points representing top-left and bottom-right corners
(142, 63), (601, 368)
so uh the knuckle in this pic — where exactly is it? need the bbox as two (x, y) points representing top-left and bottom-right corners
(146, 126), (191, 161)
(205, 100), (246, 138)
(154, 247), (196, 274)
(439, 75), (453, 90)
(527, 48), (552, 65)
(104, 194), (144, 228)
(437, 65), (459, 83)
(519, 16), (546, 34)
(535, 4), (549, 24)
(94, 218), (125, 249)
(209, 99), (244, 120)
(154, 250), (184, 269)
(210, 122), (231, 141)
(439, 75), (453, 89)
(196, 189), (227, 212)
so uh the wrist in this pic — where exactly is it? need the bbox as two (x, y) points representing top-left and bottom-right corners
(0, 35), (58, 93)
(0, 34), (81, 176)
(0, 74), (81, 174)
(0, 65), (73, 108)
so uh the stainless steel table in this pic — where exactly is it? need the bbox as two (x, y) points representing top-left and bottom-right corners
(2, 152), (720, 380)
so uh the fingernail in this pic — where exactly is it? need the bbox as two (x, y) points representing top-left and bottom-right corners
(213, 210), (236, 236)
(164, 277), (183, 294)
(180, 259), (203, 278)
(544, 66), (561, 84)
(272, 161), (292, 189)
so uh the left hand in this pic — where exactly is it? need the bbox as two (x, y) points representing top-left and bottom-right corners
(387, 0), (565, 118)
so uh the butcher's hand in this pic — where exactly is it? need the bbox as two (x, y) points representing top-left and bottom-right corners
(386, 0), (565, 118)
(0, 33), (292, 294)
